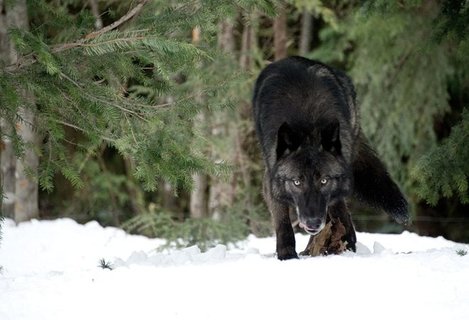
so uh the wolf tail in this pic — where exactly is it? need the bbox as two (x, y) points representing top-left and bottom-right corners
(352, 135), (409, 225)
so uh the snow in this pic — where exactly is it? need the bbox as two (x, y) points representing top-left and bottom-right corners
(1, 218), (468, 320)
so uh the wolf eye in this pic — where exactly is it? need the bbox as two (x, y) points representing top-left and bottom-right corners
(320, 178), (328, 185)
(292, 179), (301, 186)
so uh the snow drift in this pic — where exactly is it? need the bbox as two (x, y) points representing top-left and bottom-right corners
(0, 218), (468, 320)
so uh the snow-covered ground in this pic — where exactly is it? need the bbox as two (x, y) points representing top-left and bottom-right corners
(1, 218), (468, 320)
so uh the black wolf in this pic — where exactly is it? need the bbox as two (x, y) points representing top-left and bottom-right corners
(253, 56), (409, 260)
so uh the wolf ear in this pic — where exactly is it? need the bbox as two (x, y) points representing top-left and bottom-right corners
(276, 122), (301, 159)
(321, 120), (341, 155)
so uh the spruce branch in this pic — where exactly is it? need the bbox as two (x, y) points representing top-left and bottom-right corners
(58, 71), (148, 122)
(124, 113), (138, 145)
(5, 0), (150, 73)
(52, 119), (115, 143)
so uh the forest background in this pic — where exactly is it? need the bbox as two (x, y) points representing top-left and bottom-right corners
(1, 0), (468, 248)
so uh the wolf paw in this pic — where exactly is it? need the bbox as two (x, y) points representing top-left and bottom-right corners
(277, 248), (298, 260)
(346, 240), (356, 252)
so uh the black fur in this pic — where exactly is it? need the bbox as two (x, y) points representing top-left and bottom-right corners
(253, 56), (409, 260)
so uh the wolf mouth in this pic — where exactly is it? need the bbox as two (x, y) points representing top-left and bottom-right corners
(299, 222), (324, 235)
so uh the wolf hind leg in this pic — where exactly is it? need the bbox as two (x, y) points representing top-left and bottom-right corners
(353, 136), (409, 225)
(263, 171), (298, 260)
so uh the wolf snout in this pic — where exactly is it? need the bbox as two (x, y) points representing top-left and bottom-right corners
(299, 218), (325, 235)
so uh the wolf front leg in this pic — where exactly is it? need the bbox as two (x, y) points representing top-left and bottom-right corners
(273, 203), (298, 260)
(263, 172), (298, 260)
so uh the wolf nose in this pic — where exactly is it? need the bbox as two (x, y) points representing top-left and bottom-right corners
(306, 218), (323, 230)
(299, 218), (324, 235)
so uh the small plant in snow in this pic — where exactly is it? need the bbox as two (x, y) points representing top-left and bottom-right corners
(456, 249), (467, 257)
(98, 258), (113, 270)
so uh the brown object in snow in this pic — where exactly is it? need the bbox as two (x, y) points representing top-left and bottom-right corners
(301, 217), (348, 257)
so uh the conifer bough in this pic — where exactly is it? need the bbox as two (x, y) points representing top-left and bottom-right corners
(6, 0), (150, 73)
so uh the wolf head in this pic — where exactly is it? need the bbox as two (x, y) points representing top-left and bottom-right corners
(271, 121), (352, 235)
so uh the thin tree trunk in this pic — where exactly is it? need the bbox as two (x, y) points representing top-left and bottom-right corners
(190, 110), (208, 219)
(235, 14), (259, 227)
(0, 0), (16, 218)
(189, 26), (208, 219)
(273, 4), (288, 61)
(299, 9), (312, 56)
(123, 158), (146, 215)
(208, 19), (236, 220)
(15, 108), (39, 222)
(217, 20), (235, 53)
(0, 130), (15, 218)
(240, 13), (257, 71)
(190, 168), (208, 219)
(0, 0), (39, 222)
(89, 0), (103, 30)
(161, 181), (178, 217)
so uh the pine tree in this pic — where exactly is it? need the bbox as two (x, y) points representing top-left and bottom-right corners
(0, 0), (276, 204)
(0, 0), (39, 222)
(310, 0), (469, 213)
(412, 110), (469, 205)
(411, 0), (469, 205)
(0, 0), (278, 245)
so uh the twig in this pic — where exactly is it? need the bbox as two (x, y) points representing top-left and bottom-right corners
(85, 0), (149, 40)
(51, 35), (147, 54)
(124, 113), (138, 145)
(52, 119), (115, 143)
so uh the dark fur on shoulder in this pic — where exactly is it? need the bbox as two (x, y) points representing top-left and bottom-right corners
(253, 56), (409, 260)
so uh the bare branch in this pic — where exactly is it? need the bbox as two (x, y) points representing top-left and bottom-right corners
(85, 0), (149, 40)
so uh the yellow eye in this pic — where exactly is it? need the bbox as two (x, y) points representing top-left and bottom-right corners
(293, 179), (301, 186)
(320, 178), (328, 185)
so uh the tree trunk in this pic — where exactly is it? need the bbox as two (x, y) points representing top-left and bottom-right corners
(190, 170), (208, 219)
(236, 14), (260, 231)
(89, 0), (103, 30)
(189, 26), (208, 219)
(0, 135), (15, 218)
(0, 0), (16, 218)
(217, 19), (235, 53)
(124, 158), (146, 215)
(15, 108), (40, 222)
(0, 0), (39, 222)
(240, 13), (257, 71)
(299, 9), (313, 56)
(161, 181), (179, 218)
(0, 120), (16, 218)
(273, 4), (288, 61)
(208, 19), (236, 220)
